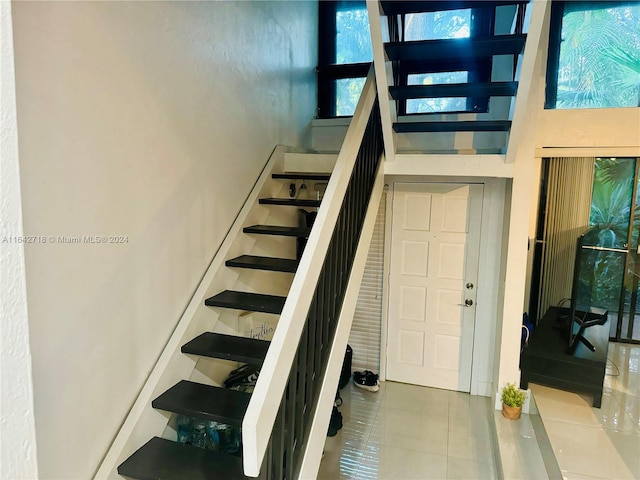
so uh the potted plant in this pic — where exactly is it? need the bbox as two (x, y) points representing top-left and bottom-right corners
(501, 382), (527, 420)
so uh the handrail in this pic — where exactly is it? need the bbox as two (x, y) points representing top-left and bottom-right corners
(242, 65), (382, 477)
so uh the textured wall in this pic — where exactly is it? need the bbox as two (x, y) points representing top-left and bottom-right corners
(0, 2), (39, 478)
(11, 2), (317, 477)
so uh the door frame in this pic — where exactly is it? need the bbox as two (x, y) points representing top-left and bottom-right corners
(379, 178), (507, 397)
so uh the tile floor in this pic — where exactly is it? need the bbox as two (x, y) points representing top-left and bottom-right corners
(318, 343), (639, 480)
(317, 381), (496, 479)
(531, 342), (640, 480)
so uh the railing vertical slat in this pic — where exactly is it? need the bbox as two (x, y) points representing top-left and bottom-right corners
(295, 327), (307, 446)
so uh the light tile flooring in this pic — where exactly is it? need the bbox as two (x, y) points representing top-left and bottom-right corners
(531, 342), (640, 480)
(317, 381), (496, 479)
(318, 343), (639, 480)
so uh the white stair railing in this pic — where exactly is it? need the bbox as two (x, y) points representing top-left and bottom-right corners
(242, 65), (383, 477)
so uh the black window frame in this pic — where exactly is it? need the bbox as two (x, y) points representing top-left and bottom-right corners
(317, 1), (372, 118)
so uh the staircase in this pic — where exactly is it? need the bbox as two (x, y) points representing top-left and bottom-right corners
(372, 0), (529, 154)
(117, 172), (330, 479)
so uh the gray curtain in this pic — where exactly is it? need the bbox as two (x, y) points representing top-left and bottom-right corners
(538, 157), (595, 318)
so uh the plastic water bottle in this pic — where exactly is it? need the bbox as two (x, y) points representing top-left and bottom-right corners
(225, 426), (241, 454)
(191, 420), (208, 449)
(176, 415), (191, 444)
(206, 421), (220, 452)
(216, 423), (228, 452)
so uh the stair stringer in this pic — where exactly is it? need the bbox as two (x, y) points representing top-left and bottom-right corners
(367, 0), (397, 163)
(505, 0), (550, 164)
(94, 145), (300, 479)
(298, 159), (385, 479)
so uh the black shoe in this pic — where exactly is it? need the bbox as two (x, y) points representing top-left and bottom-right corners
(327, 406), (343, 437)
(353, 370), (379, 392)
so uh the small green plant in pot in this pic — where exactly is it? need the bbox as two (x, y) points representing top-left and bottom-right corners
(501, 382), (527, 420)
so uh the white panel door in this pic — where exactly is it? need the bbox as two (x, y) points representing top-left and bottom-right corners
(386, 183), (483, 392)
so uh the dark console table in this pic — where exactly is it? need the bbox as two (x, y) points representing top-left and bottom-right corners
(520, 306), (609, 408)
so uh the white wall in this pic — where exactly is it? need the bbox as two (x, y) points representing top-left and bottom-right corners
(10, 2), (317, 478)
(0, 2), (39, 478)
(537, 108), (640, 150)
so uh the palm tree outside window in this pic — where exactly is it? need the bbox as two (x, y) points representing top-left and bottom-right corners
(546, 1), (640, 109)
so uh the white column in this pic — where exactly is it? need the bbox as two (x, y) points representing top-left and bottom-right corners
(496, 0), (551, 396)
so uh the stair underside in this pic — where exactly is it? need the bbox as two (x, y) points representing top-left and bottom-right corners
(380, 0), (528, 16)
(272, 172), (331, 181)
(244, 224), (311, 237)
(385, 35), (526, 62)
(259, 198), (321, 208)
(205, 290), (286, 314)
(182, 332), (270, 364)
(394, 120), (511, 133)
(118, 437), (250, 480)
(389, 81), (517, 100)
(226, 255), (299, 273)
(152, 380), (250, 426)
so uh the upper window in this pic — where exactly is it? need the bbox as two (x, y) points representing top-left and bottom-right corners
(404, 9), (471, 41)
(317, 2), (492, 118)
(317, 1), (373, 118)
(546, 1), (640, 109)
(336, 4), (373, 64)
(406, 71), (470, 113)
(402, 9), (474, 114)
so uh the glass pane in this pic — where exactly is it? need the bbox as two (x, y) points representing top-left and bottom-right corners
(407, 97), (467, 114)
(589, 158), (635, 249)
(631, 164), (640, 251)
(336, 77), (366, 116)
(587, 157), (636, 339)
(620, 159), (640, 341)
(577, 248), (625, 314)
(556, 3), (640, 109)
(405, 9), (471, 41)
(336, 4), (373, 64)
(618, 272), (640, 341)
(406, 72), (468, 114)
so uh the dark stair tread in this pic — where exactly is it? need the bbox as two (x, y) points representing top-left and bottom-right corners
(244, 224), (311, 237)
(118, 437), (251, 480)
(393, 120), (512, 133)
(381, 0), (528, 16)
(259, 198), (321, 207)
(182, 332), (270, 364)
(385, 34), (526, 62)
(205, 290), (286, 314)
(272, 172), (331, 181)
(152, 380), (250, 426)
(389, 81), (518, 100)
(226, 255), (299, 273)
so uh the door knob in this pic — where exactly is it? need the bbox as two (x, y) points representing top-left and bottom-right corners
(458, 299), (474, 307)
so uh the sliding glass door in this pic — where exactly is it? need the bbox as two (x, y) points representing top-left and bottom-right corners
(579, 157), (639, 343)
(616, 161), (640, 342)
(533, 157), (640, 344)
